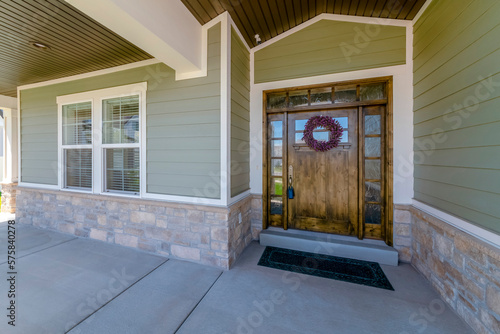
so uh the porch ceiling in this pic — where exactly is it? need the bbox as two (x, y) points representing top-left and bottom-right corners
(181, 0), (427, 47)
(0, 0), (152, 98)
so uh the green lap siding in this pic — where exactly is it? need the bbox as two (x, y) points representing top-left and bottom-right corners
(413, 0), (500, 233)
(254, 19), (406, 83)
(20, 23), (222, 199)
(230, 28), (250, 197)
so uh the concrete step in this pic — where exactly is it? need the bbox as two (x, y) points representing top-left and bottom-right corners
(259, 228), (399, 266)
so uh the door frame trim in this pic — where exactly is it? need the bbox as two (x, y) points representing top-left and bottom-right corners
(262, 76), (394, 246)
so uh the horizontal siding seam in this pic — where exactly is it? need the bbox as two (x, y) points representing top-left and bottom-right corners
(414, 190), (500, 221)
(413, 96), (500, 125)
(413, 25), (500, 85)
(414, 176), (500, 196)
(255, 45), (407, 69)
(413, 48), (500, 99)
(413, 119), (500, 138)
(414, 144), (500, 152)
(413, 70), (500, 112)
(413, 0), (496, 60)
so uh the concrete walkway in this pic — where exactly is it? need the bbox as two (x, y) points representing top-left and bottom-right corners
(0, 222), (474, 334)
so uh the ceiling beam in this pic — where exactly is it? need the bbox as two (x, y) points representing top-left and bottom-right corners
(0, 95), (17, 109)
(66, 0), (204, 78)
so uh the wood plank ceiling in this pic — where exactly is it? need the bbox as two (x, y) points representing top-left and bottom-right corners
(182, 0), (427, 47)
(0, 0), (152, 97)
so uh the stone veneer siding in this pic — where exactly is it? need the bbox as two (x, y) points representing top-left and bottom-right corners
(1, 182), (17, 213)
(250, 195), (263, 240)
(394, 204), (412, 263)
(411, 206), (500, 334)
(16, 187), (254, 269)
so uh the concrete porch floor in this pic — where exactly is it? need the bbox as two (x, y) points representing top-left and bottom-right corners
(0, 221), (474, 334)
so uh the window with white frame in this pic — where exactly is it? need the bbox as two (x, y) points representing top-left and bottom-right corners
(57, 83), (146, 196)
(102, 95), (140, 194)
(62, 102), (93, 190)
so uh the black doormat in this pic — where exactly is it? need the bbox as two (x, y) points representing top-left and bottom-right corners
(258, 247), (394, 291)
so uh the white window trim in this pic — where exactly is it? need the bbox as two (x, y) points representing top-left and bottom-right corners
(56, 82), (147, 198)
(59, 99), (94, 192)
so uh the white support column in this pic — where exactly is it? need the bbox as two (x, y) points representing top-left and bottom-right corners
(220, 12), (231, 206)
(2, 108), (18, 183)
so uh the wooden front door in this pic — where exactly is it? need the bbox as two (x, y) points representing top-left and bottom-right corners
(287, 110), (358, 236)
(264, 78), (393, 245)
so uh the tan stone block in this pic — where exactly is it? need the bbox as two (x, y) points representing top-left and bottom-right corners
(90, 228), (108, 242)
(412, 220), (432, 250)
(156, 218), (168, 228)
(458, 293), (478, 313)
(429, 256), (446, 280)
(174, 208), (187, 217)
(130, 211), (156, 225)
(138, 241), (157, 253)
(251, 198), (262, 210)
(455, 233), (486, 266)
(200, 255), (220, 267)
(444, 261), (464, 285)
(394, 210), (411, 223)
(480, 309), (500, 334)
(168, 216), (186, 230)
(85, 212), (97, 221)
(211, 227), (228, 241)
(110, 219), (124, 228)
(64, 206), (74, 216)
(394, 223), (410, 237)
(190, 224), (210, 234)
(124, 227), (145, 237)
(461, 277), (485, 301)
(219, 258), (229, 269)
(397, 247), (411, 263)
(145, 227), (173, 242)
(58, 223), (75, 235)
(211, 241), (228, 252)
(215, 212), (228, 221)
(115, 234), (138, 248)
(453, 251), (465, 270)
(171, 245), (200, 261)
(97, 214), (107, 226)
(487, 285), (500, 315)
(144, 205), (165, 215)
(457, 301), (491, 334)
(201, 234), (210, 245)
(187, 210), (204, 223)
(394, 236), (411, 247)
(435, 233), (454, 259)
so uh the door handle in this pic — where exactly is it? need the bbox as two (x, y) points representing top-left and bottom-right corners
(288, 165), (294, 199)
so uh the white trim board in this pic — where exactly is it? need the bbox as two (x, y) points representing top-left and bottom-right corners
(252, 13), (411, 53)
(17, 182), (59, 191)
(229, 189), (251, 205)
(413, 200), (500, 248)
(18, 59), (161, 91)
(412, 0), (435, 25)
(0, 95), (17, 109)
(218, 12), (231, 206)
(16, 182), (225, 207)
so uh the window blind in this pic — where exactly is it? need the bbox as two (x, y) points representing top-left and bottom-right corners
(102, 95), (140, 194)
(62, 102), (92, 145)
(105, 148), (140, 193)
(65, 149), (92, 189)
